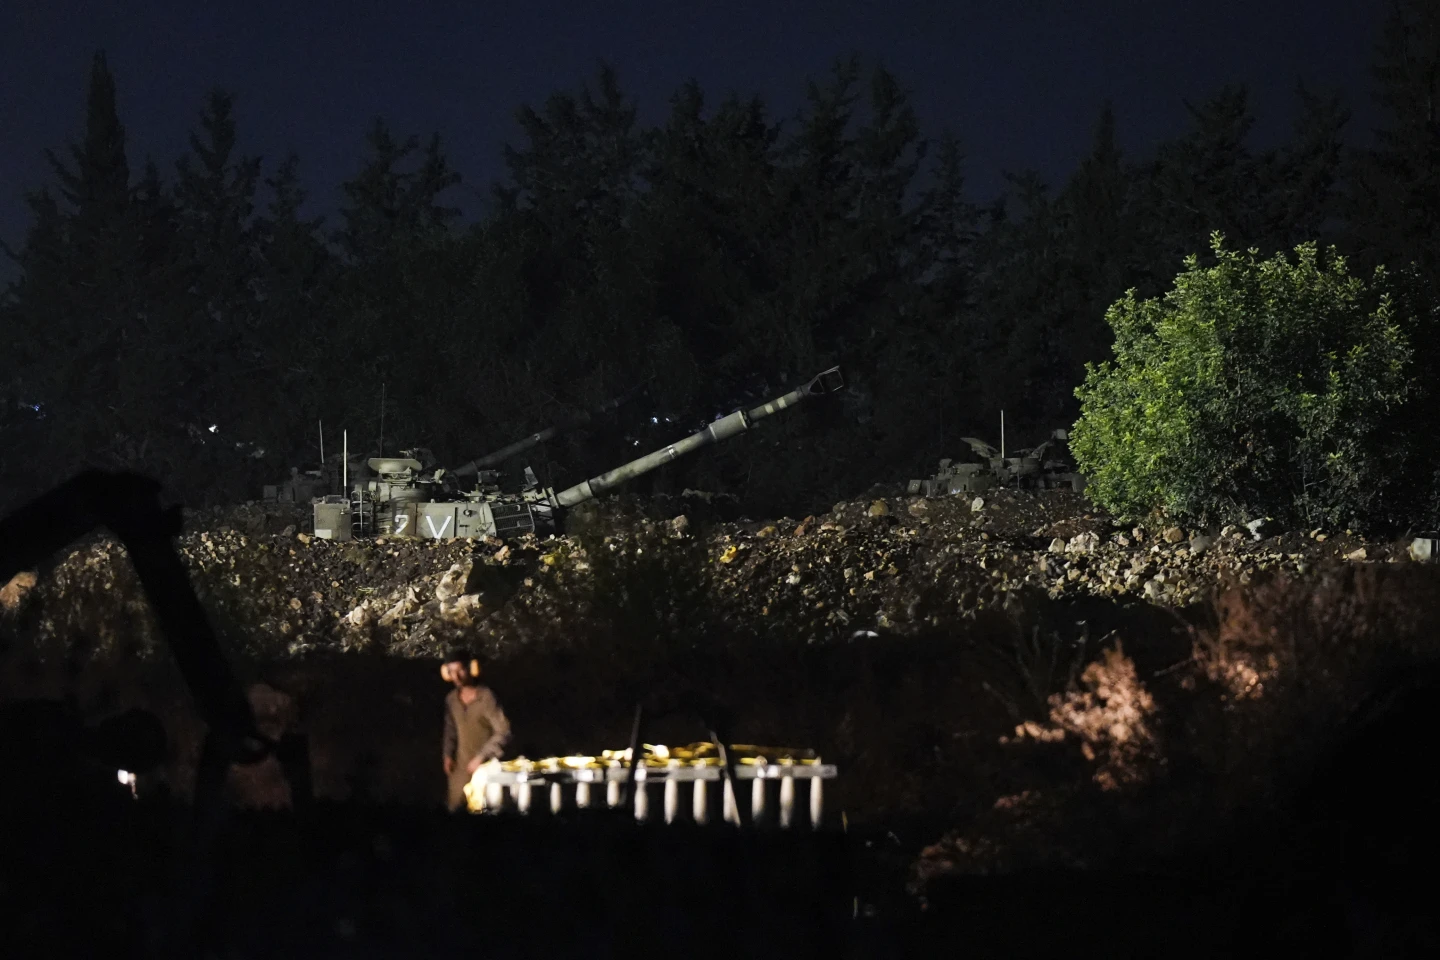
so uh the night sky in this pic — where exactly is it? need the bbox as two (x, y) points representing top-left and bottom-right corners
(2, 0), (1384, 264)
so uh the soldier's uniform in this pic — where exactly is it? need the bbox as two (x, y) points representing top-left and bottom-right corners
(443, 684), (510, 811)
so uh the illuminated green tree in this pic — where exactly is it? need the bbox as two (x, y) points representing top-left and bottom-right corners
(1072, 234), (1429, 530)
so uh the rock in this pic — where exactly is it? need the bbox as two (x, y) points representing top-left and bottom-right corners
(671, 515), (691, 537)
(1049, 538), (1067, 554)
(296, 532), (312, 544)
(1143, 579), (1163, 600)
(289, 597), (303, 611)
(1314, 533), (1328, 542)
(756, 525), (778, 539)
(281, 525), (297, 538)
(1132, 527), (1145, 542)
(439, 593), (484, 627)
(435, 561), (474, 603)
(0, 570), (37, 612)
(1219, 525), (1237, 539)
(1346, 547), (1368, 562)
(1188, 535), (1214, 556)
(1245, 518), (1278, 541)
(1067, 532), (1100, 555)
(868, 500), (890, 517)
(1162, 526), (1185, 544)
(1410, 538), (1438, 563)
(970, 498), (985, 513)
(907, 501), (929, 518)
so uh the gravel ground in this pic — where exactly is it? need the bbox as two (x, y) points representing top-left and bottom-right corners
(3, 488), (1426, 661)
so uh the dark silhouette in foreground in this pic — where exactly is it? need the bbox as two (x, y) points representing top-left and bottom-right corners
(0, 471), (1436, 957)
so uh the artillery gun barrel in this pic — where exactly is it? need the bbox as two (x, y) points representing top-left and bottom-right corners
(551, 367), (843, 508)
(447, 382), (650, 479)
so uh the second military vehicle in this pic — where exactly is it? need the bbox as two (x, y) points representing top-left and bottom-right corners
(908, 428), (1085, 497)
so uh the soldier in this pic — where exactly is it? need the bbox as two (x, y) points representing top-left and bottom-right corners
(440, 647), (511, 811)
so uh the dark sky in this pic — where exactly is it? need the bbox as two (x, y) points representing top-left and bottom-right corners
(1, 0), (1385, 265)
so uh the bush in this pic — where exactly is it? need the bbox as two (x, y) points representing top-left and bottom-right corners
(1072, 234), (1435, 530)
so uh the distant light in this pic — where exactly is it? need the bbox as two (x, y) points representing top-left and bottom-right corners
(651, 417), (658, 424)
(117, 769), (131, 785)
(208, 424), (218, 433)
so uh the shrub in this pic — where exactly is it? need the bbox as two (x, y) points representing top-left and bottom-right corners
(1072, 234), (1434, 530)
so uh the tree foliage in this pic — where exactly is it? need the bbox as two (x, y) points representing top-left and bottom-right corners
(2, 32), (1439, 525)
(1072, 236), (1427, 530)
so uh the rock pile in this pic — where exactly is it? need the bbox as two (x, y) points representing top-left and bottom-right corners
(4, 488), (1431, 660)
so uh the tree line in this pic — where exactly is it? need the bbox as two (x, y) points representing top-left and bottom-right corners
(2, 1), (1437, 519)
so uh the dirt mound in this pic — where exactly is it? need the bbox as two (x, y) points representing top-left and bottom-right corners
(3, 490), (1429, 664)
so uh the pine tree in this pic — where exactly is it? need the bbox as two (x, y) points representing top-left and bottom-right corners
(231, 154), (335, 468)
(175, 91), (261, 308)
(497, 66), (658, 428)
(1347, 0), (1440, 278)
(3, 51), (167, 485)
(339, 121), (460, 263)
(1058, 102), (1135, 363)
(48, 51), (130, 233)
(332, 121), (464, 453)
(171, 91), (263, 463)
(1136, 85), (1264, 281)
(1265, 85), (1349, 249)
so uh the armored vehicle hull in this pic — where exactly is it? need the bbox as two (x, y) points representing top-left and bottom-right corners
(909, 429), (1086, 497)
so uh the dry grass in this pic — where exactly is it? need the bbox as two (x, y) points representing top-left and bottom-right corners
(911, 559), (1440, 896)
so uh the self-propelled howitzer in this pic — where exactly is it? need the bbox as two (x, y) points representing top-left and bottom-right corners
(311, 366), (844, 541)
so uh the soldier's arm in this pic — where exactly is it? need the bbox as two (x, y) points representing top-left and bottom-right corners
(476, 690), (511, 762)
(442, 699), (457, 766)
